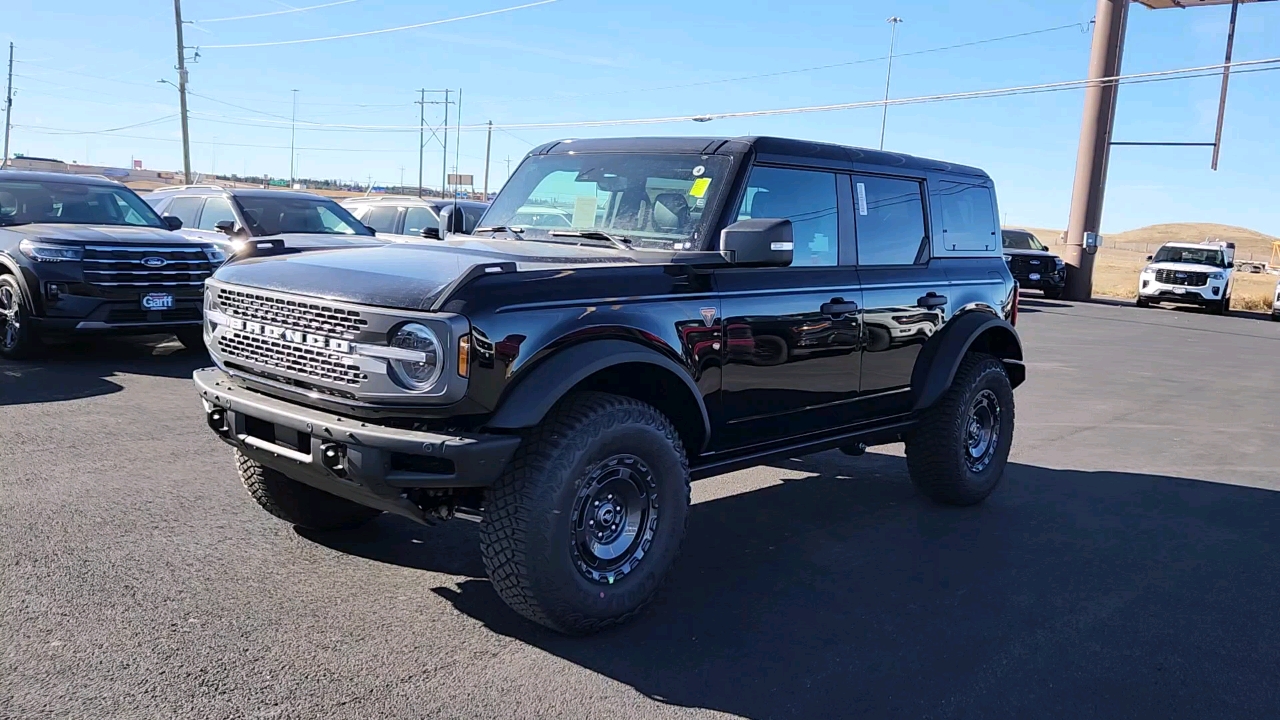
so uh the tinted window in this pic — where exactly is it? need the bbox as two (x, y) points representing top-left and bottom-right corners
(737, 166), (839, 267)
(0, 180), (165, 228)
(361, 205), (399, 233)
(235, 196), (372, 236)
(197, 197), (236, 231)
(403, 206), (438, 235)
(852, 175), (928, 265)
(1001, 230), (1046, 251)
(162, 196), (203, 228)
(937, 181), (997, 251)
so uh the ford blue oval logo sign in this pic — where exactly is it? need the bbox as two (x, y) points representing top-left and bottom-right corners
(141, 256), (167, 268)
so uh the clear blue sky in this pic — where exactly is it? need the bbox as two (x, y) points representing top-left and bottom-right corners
(3, 0), (1278, 235)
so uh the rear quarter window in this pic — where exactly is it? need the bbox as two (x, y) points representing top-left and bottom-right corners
(936, 181), (998, 252)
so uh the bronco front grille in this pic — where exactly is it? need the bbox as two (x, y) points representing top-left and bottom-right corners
(82, 245), (213, 287)
(217, 330), (368, 386)
(1155, 269), (1207, 287)
(215, 287), (368, 339)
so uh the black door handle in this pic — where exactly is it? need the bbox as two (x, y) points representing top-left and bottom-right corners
(821, 297), (859, 316)
(917, 293), (948, 309)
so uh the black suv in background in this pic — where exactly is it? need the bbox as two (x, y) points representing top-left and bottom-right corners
(1002, 228), (1066, 299)
(193, 136), (1024, 634)
(0, 171), (225, 358)
(144, 185), (387, 252)
(342, 195), (488, 240)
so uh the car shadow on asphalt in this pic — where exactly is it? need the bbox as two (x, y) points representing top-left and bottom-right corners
(1017, 296), (1071, 310)
(409, 450), (1280, 718)
(0, 335), (207, 406)
(297, 513), (486, 579)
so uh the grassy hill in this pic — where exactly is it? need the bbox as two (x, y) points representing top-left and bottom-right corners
(1008, 223), (1279, 260)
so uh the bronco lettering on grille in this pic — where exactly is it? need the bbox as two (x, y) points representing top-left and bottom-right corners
(227, 317), (352, 353)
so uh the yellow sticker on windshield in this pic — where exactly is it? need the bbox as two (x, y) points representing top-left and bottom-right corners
(689, 177), (712, 198)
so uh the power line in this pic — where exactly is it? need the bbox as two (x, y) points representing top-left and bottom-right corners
(194, 0), (361, 24)
(26, 114), (179, 136)
(200, 0), (561, 49)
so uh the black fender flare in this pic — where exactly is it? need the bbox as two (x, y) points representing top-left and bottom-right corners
(910, 311), (1024, 411)
(486, 339), (712, 450)
(0, 253), (38, 313)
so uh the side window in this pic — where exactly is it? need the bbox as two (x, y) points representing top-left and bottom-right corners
(197, 197), (237, 230)
(937, 181), (997, 251)
(163, 196), (202, 228)
(362, 205), (400, 234)
(736, 166), (839, 267)
(851, 175), (928, 265)
(403, 206), (438, 235)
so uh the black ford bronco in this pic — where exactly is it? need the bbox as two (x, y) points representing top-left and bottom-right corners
(194, 136), (1023, 634)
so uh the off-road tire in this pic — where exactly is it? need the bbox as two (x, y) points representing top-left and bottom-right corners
(905, 353), (1015, 506)
(236, 451), (381, 530)
(480, 391), (691, 635)
(175, 327), (206, 352)
(1135, 298), (1151, 308)
(0, 274), (42, 360)
(1041, 287), (1063, 300)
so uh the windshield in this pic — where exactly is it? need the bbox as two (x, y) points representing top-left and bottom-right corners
(0, 179), (165, 228)
(234, 195), (373, 236)
(480, 153), (733, 250)
(1002, 230), (1046, 251)
(1152, 246), (1226, 267)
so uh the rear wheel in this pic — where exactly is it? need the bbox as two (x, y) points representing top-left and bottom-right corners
(905, 353), (1015, 506)
(236, 451), (382, 530)
(0, 275), (41, 360)
(480, 391), (691, 635)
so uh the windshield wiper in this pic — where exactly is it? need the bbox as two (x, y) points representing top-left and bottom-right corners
(549, 230), (632, 251)
(475, 225), (525, 237)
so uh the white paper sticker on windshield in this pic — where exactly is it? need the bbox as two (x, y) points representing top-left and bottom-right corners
(571, 196), (597, 228)
(856, 182), (868, 216)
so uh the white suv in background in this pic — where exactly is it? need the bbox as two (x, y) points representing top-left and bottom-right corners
(1272, 277), (1280, 321)
(1137, 241), (1235, 315)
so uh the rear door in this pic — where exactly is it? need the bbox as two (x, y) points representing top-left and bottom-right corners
(714, 165), (864, 450)
(851, 173), (948, 416)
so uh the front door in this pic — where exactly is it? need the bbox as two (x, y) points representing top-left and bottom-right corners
(714, 165), (864, 451)
(849, 173), (948, 415)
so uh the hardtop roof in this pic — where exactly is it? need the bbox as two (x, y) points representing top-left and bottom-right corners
(0, 170), (124, 187)
(529, 136), (989, 179)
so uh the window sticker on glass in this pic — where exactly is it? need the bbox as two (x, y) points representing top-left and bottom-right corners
(692, 165), (705, 177)
(571, 196), (597, 228)
(689, 177), (712, 198)
(856, 182), (868, 216)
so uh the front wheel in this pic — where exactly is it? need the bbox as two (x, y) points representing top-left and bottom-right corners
(0, 275), (41, 360)
(480, 391), (691, 635)
(174, 327), (206, 351)
(1041, 287), (1063, 300)
(1135, 297), (1151, 308)
(1208, 300), (1226, 316)
(905, 353), (1015, 506)
(236, 451), (382, 530)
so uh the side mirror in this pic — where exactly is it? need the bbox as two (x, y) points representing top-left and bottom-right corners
(438, 205), (466, 236)
(420, 226), (441, 240)
(363, 224), (377, 236)
(214, 220), (236, 235)
(162, 215), (183, 231)
(1145, 255), (1153, 261)
(720, 218), (793, 268)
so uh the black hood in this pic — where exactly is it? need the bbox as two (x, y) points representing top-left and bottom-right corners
(213, 236), (645, 310)
(1003, 247), (1059, 258)
(14, 223), (202, 245)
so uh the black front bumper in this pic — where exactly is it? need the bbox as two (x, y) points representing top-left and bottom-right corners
(194, 368), (522, 520)
(1012, 273), (1065, 291)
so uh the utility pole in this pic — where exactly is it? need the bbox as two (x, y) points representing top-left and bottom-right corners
(1064, 0), (1130, 301)
(453, 88), (462, 199)
(879, 16), (903, 151)
(289, 89), (298, 187)
(504, 156), (512, 183)
(2, 43), (13, 170)
(173, 0), (193, 184)
(441, 89), (450, 199)
(416, 89), (453, 198)
(483, 120), (493, 200)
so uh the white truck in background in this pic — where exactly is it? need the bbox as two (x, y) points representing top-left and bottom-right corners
(1137, 240), (1236, 315)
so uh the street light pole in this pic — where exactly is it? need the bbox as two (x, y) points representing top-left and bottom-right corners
(879, 16), (903, 151)
(289, 89), (298, 187)
(483, 120), (493, 200)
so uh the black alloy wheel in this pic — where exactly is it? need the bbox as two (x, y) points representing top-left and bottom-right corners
(570, 455), (659, 584)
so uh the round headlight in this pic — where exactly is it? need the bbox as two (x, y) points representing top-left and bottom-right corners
(388, 323), (442, 391)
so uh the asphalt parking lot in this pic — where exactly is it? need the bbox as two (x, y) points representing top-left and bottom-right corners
(3, 298), (1279, 720)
